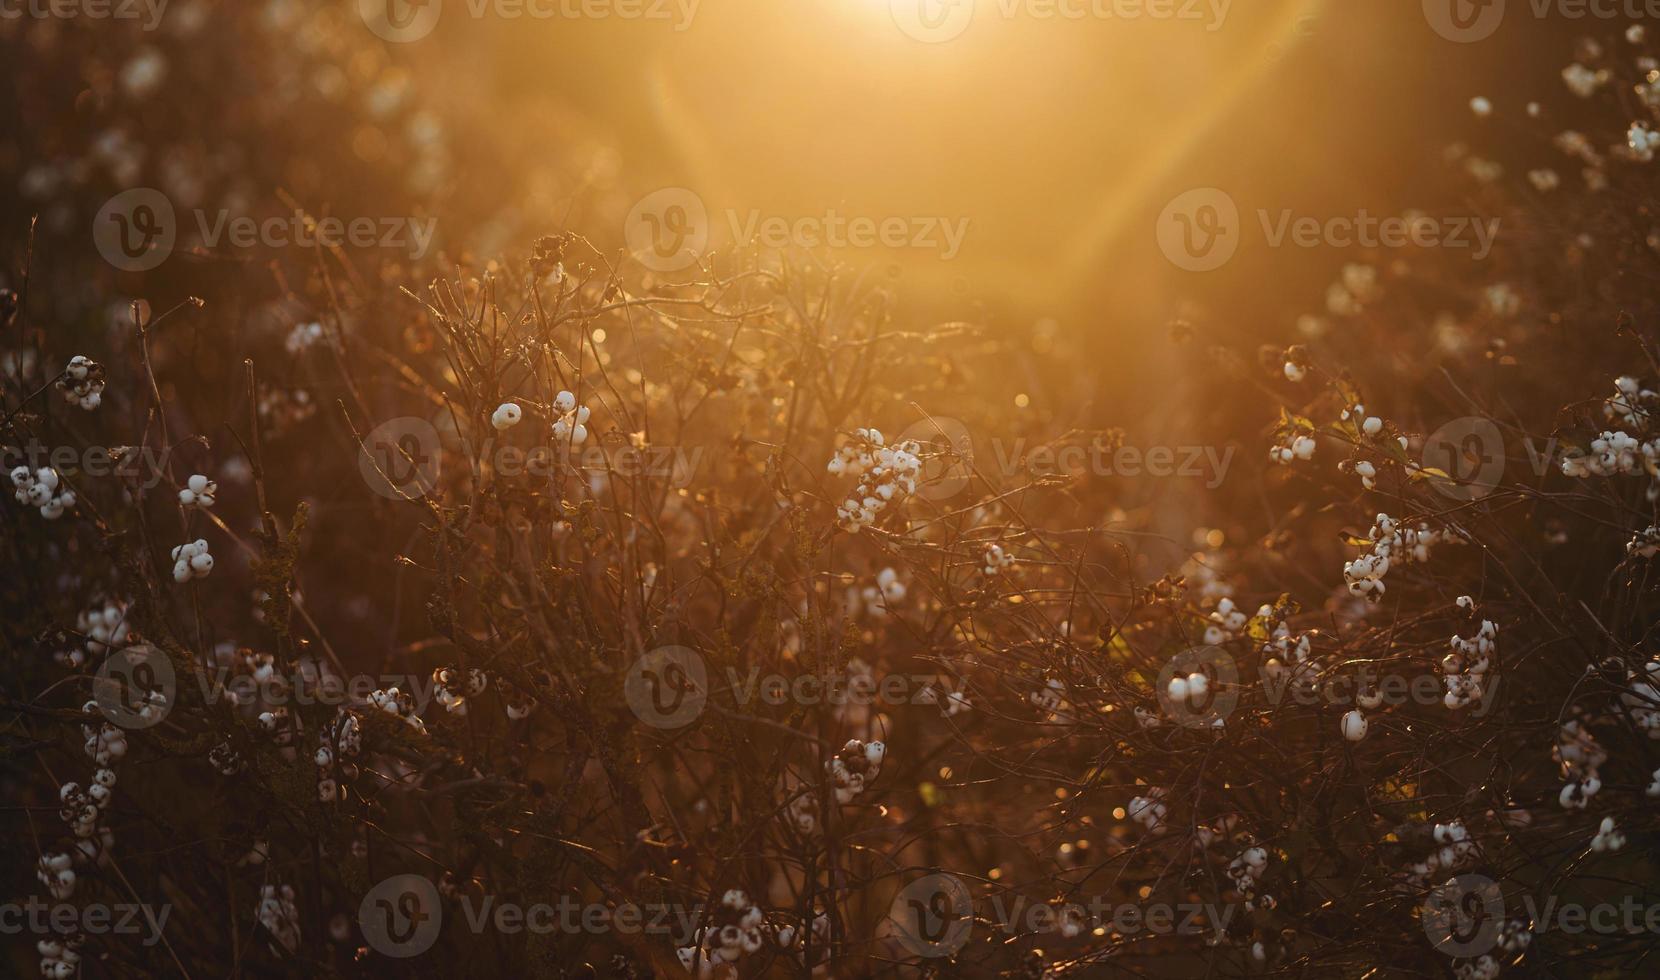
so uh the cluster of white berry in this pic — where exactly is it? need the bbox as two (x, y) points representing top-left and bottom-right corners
(57, 600), (133, 668)
(1201, 596), (1248, 646)
(316, 710), (363, 802)
(826, 428), (922, 533)
(214, 646), (281, 707)
(550, 389), (591, 444)
(1190, 813), (1240, 851)
(1260, 616), (1317, 701)
(676, 889), (784, 978)
(1562, 62), (1606, 99)
(58, 765), (119, 848)
(1268, 431), (1316, 465)
(1443, 614), (1496, 711)
(1494, 918), (1534, 957)
(1341, 401), (1387, 438)
(1030, 677), (1073, 723)
(82, 710), (142, 765)
(1127, 788), (1167, 834)
(850, 567), (906, 617)
(1619, 660), (1660, 737)
(1325, 263), (1382, 317)
(1227, 845), (1272, 910)
(1628, 525), (1660, 557)
(37, 850), (77, 901)
(36, 933), (84, 978)
(1590, 815), (1626, 853)
(1433, 820), (1479, 869)
(1343, 514), (1462, 600)
(982, 543), (1015, 576)
(1484, 281), (1522, 317)
(774, 913), (830, 973)
(498, 674), (539, 720)
(919, 683), (972, 717)
(1604, 375), (1656, 427)
(1630, 121), (1660, 161)
(432, 666), (487, 715)
(1335, 405), (1400, 490)
(170, 538), (214, 581)
(177, 473), (217, 509)
(1456, 954), (1502, 980)
(1560, 429), (1659, 480)
(1554, 720), (1607, 809)
(1165, 670), (1212, 709)
(826, 738), (885, 804)
(11, 465), (76, 519)
(491, 400), (523, 430)
(57, 355), (105, 409)
(368, 686), (428, 734)
(209, 740), (246, 776)
(256, 883), (302, 954)
(258, 706), (294, 740)
(1282, 345), (1310, 382)
(284, 321), (325, 354)
(786, 786), (819, 835)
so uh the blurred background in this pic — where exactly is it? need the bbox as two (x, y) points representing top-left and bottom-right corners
(0, 0), (1592, 574)
(3, 0), (1581, 332)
